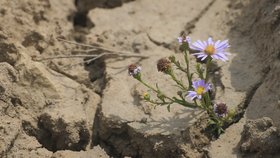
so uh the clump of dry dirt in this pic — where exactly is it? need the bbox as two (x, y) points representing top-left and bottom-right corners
(0, 0), (107, 157)
(240, 117), (280, 154)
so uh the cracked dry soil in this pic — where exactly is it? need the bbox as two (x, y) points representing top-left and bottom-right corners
(0, 0), (280, 158)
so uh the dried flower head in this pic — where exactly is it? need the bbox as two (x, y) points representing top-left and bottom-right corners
(214, 103), (228, 117)
(157, 58), (172, 73)
(189, 37), (230, 62)
(186, 80), (211, 100)
(128, 64), (141, 76)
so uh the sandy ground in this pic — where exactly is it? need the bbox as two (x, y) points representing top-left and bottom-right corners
(0, 0), (279, 157)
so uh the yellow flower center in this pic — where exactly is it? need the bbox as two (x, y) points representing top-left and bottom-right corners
(205, 45), (215, 55)
(196, 86), (205, 95)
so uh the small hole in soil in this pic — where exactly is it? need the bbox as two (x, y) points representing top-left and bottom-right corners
(38, 124), (56, 151)
(10, 97), (22, 107)
(73, 11), (94, 28)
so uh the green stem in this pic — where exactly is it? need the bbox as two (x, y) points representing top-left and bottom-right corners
(138, 78), (198, 109)
(168, 70), (187, 90)
(174, 97), (198, 108)
(176, 65), (188, 74)
(138, 79), (174, 102)
(205, 57), (212, 82)
(147, 99), (173, 105)
(196, 64), (204, 79)
(199, 95), (206, 109)
(194, 99), (203, 109)
(138, 79), (157, 92)
(184, 50), (192, 89)
(205, 92), (211, 108)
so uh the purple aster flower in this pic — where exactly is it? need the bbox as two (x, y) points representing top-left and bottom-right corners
(186, 80), (211, 100)
(214, 103), (228, 117)
(189, 37), (230, 62)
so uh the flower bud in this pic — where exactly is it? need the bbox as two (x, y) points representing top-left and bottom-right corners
(178, 33), (191, 51)
(143, 92), (150, 101)
(177, 91), (183, 96)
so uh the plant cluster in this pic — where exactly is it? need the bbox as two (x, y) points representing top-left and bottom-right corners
(128, 34), (235, 135)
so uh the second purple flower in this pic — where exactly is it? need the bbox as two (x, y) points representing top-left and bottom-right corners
(186, 79), (211, 100)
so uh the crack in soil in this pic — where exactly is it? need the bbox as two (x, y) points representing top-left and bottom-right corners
(228, 66), (271, 127)
(184, 0), (216, 34)
(146, 33), (175, 50)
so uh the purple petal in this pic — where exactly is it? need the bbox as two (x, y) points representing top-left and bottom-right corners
(211, 54), (220, 60)
(215, 53), (229, 61)
(207, 83), (212, 90)
(215, 40), (229, 50)
(186, 36), (191, 43)
(201, 80), (207, 88)
(223, 52), (231, 55)
(187, 91), (197, 100)
(214, 40), (221, 48)
(192, 42), (205, 50)
(197, 40), (206, 47)
(197, 54), (207, 58)
(193, 52), (205, 55)
(198, 40), (207, 48)
(201, 55), (208, 61)
(190, 43), (204, 51)
(192, 81), (198, 89)
(190, 45), (203, 51)
(177, 37), (183, 43)
(198, 80), (204, 87)
(203, 41), (207, 46)
(212, 54), (226, 62)
(217, 53), (229, 60)
(205, 83), (211, 91)
(208, 37), (214, 45)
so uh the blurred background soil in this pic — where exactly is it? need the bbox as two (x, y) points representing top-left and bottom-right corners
(0, 0), (279, 157)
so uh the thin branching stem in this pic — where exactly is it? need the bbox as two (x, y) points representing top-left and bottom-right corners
(138, 79), (174, 102)
(184, 50), (192, 89)
(205, 58), (212, 81)
(168, 70), (187, 90)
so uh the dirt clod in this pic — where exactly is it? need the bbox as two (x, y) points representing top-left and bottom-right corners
(240, 117), (280, 154)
